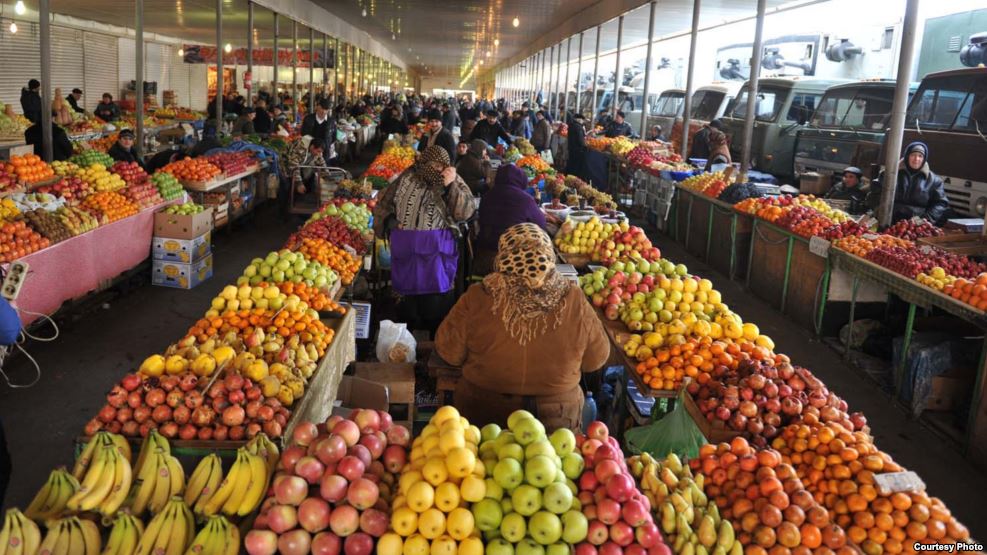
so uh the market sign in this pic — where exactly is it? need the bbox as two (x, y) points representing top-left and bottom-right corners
(182, 45), (335, 68)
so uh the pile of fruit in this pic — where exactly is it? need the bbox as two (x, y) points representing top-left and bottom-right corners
(81, 191), (139, 223)
(151, 171), (184, 200)
(0, 220), (50, 262)
(70, 149), (115, 168)
(514, 137), (537, 156)
(885, 219), (944, 240)
(916, 266), (957, 291)
(121, 181), (162, 210)
(735, 195), (794, 217)
(0, 198), (20, 222)
(111, 161), (149, 186)
(245, 411), (411, 555)
(6, 154), (55, 184)
(564, 175), (617, 210)
(775, 206), (839, 239)
(271, 281), (346, 314)
(944, 273), (987, 311)
(50, 160), (80, 176)
(207, 151), (256, 175)
(363, 149), (415, 181)
(820, 220), (870, 240)
(239, 250), (339, 291)
(517, 154), (552, 174)
(287, 216), (369, 256)
(291, 237), (363, 285)
(165, 201), (206, 215)
(307, 199), (374, 232)
(680, 171), (731, 198)
(0, 164), (18, 193)
(23, 209), (73, 244)
(587, 137), (615, 152)
(335, 178), (374, 199)
(54, 205), (100, 235)
(831, 235), (913, 257)
(76, 163), (127, 192)
(609, 136), (637, 157)
(865, 245), (987, 279)
(162, 157), (222, 183)
(35, 175), (93, 203)
(555, 217), (623, 257)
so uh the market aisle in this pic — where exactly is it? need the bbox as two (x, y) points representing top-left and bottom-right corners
(647, 229), (987, 539)
(0, 204), (297, 510)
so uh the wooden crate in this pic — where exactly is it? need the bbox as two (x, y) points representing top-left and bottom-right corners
(708, 207), (752, 282)
(681, 391), (742, 444)
(686, 194), (712, 260)
(674, 190), (692, 245)
(785, 238), (829, 332)
(747, 222), (790, 310)
(917, 233), (987, 256)
(354, 362), (417, 423)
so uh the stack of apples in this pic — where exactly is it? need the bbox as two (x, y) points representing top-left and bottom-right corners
(590, 225), (661, 266)
(111, 161), (149, 186)
(36, 176), (92, 204)
(245, 411), (412, 555)
(573, 421), (669, 554)
(470, 410), (590, 554)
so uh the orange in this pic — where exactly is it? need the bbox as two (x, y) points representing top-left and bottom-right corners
(905, 522), (927, 540)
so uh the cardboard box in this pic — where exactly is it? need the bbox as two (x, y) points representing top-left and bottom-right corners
(354, 362), (416, 404)
(331, 376), (390, 418)
(926, 370), (974, 412)
(152, 231), (211, 263)
(798, 172), (832, 195)
(151, 254), (213, 289)
(154, 207), (214, 240)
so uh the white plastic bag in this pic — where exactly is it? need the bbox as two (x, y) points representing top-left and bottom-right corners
(376, 320), (417, 363)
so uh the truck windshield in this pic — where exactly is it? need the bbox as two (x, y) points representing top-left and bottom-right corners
(906, 73), (987, 132)
(813, 87), (894, 130)
(652, 92), (684, 116)
(691, 90), (726, 121)
(729, 86), (787, 122)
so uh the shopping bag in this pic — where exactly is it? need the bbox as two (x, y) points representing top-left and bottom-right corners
(376, 320), (417, 363)
(540, 149), (554, 165)
(624, 391), (707, 460)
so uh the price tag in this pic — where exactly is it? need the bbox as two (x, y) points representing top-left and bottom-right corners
(862, 233), (880, 241)
(342, 244), (358, 258)
(350, 302), (372, 340)
(363, 255), (372, 271)
(809, 236), (831, 258)
(874, 471), (925, 495)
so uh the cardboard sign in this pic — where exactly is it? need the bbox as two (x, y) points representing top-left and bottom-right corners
(809, 236), (831, 258)
(874, 471), (925, 495)
(351, 302), (372, 340)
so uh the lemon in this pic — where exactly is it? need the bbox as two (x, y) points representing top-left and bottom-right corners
(446, 507), (475, 540)
(422, 457), (449, 486)
(407, 480), (436, 512)
(418, 508), (447, 539)
(434, 482), (461, 512)
(402, 534), (430, 555)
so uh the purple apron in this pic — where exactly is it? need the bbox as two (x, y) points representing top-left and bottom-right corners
(389, 228), (459, 295)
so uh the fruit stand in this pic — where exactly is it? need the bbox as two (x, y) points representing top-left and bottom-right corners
(669, 185), (753, 281)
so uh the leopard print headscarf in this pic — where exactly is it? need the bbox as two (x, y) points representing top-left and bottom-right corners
(482, 223), (570, 346)
(415, 145), (449, 189)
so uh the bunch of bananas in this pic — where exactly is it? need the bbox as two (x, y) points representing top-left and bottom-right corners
(185, 453), (223, 509)
(629, 453), (739, 555)
(129, 430), (185, 516)
(101, 513), (145, 555)
(197, 445), (271, 517)
(134, 497), (194, 555)
(186, 515), (241, 555)
(38, 516), (100, 554)
(23, 468), (80, 522)
(0, 508), (41, 555)
(65, 435), (133, 516)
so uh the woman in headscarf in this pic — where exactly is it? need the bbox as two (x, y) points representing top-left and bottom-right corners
(472, 164), (547, 277)
(704, 129), (732, 172)
(373, 145), (476, 334)
(866, 141), (949, 225)
(454, 139), (492, 196)
(436, 223), (610, 431)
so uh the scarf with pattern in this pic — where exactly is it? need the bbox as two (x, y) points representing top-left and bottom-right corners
(392, 146), (451, 230)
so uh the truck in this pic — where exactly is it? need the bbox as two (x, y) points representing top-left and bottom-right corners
(668, 81), (744, 154)
(720, 77), (848, 182)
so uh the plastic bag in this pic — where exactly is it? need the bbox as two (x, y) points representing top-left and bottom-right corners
(376, 320), (416, 363)
(624, 392), (707, 460)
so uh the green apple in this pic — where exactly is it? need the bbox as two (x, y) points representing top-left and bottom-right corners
(493, 458), (523, 491)
(510, 485), (542, 517)
(515, 538), (545, 555)
(484, 478), (504, 500)
(541, 482), (573, 514)
(524, 440), (555, 460)
(512, 417), (546, 446)
(546, 543), (569, 555)
(499, 512), (526, 543)
(560, 510), (588, 544)
(497, 443), (524, 462)
(528, 511), (563, 546)
(259, 265), (272, 277)
(485, 538), (515, 555)
(500, 498), (513, 514)
(480, 423), (501, 442)
(549, 428), (576, 456)
(272, 269), (285, 282)
(471, 498), (503, 532)
(493, 431), (516, 450)
(524, 455), (557, 488)
(561, 453), (584, 480)
(507, 410), (535, 431)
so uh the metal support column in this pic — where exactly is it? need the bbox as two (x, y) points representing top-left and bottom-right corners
(680, 0), (701, 156)
(246, 1), (253, 108)
(878, 0), (920, 227)
(272, 14), (278, 102)
(612, 15), (624, 119)
(135, 0), (144, 147)
(215, 0), (223, 125)
(564, 37), (572, 113)
(575, 32), (584, 122)
(333, 37), (339, 104)
(546, 45), (555, 114)
(639, 1), (657, 139)
(323, 34), (329, 98)
(292, 21), (298, 116)
(592, 26), (601, 121)
(554, 43), (563, 118)
(739, 0), (767, 184)
(309, 28), (315, 113)
(39, 0), (53, 162)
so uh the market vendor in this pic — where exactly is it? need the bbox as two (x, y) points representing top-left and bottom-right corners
(20, 79), (42, 124)
(25, 117), (73, 161)
(93, 93), (120, 123)
(66, 88), (84, 114)
(253, 98), (272, 134)
(231, 110), (256, 137)
(419, 109), (457, 163)
(531, 110), (552, 152)
(473, 164), (547, 276)
(689, 119), (723, 161)
(301, 99), (336, 155)
(435, 223), (610, 431)
(704, 129), (732, 172)
(647, 125), (665, 142)
(867, 141), (950, 224)
(470, 110), (513, 148)
(279, 138), (328, 217)
(372, 145), (475, 335)
(107, 129), (146, 170)
(455, 139), (492, 196)
(824, 166), (870, 214)
(604, 111), (634, 138)
(565, 112), (589, 183)
(189, 120), (222, 157)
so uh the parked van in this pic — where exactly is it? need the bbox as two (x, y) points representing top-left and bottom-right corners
(645, 89), (686, 139)
(898, 67), (987, 216)
(668, 81), (743, 152)
(794, 79), (915, 182)
(720, 77), (848, 182)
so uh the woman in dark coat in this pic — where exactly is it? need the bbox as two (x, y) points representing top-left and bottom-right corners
(867, 141), (950, 225)
(565, 112), (589, 182)
(473, 164), (547, 277)
(455, 139), (491, 196)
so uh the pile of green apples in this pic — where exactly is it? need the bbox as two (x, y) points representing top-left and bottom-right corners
(237, 250), (338, 290)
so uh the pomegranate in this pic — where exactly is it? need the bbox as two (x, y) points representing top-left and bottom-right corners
(229, 425), (246, 441)
(106, 386), (128, 408)
(165, 390), (184, 408)
(121, 373), (142, 391)
(222, 405), (246, 427)
(145, 388), (166, 407)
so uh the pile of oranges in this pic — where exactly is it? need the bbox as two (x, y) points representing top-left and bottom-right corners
(831, 235), (914, 257)
(162, 157), (221, 183)
(6, 154), (55, 184)
(690, 437), (851, 554)
(0, 220), (50, 262)
(943, 273), (987, 312)
(274, 281), (346, 313)
(633, 338), (785, 392)
(771, 422), (972, 554)
(293, 237), (363, 285)
(185, 308), (334, 359)
(81, 191), (138, 223)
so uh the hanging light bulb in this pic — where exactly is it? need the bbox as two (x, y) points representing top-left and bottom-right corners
(178, 48), (184, 56)
(361, 8), (367, 17)
(485, 51), (491, 57)
(512, 17), (519, 28)
(9, 21), (18, 33)
(14, 0), (26, 15)
(392, 33), (396, 40)
(224, 43), (232, 53)
(494, 39), (499, 47)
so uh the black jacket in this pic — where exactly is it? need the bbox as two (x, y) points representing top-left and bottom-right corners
(107, 142), (145, 169)
(565, 121), (588, 178)
(253, 108), (272, 134)
(441, 110), (460, 132)
(867, 160), (950, 224)
(470, 119), (512, 147)
(24, 122), (73, 161)
(66, 94), (85, 114)
(380, 116), (409, 136)
(604, 120), (634, 138)
(231, 115), (255, 136)
(190, 136), (221, 157)
(93, 101), (121, 123)
(20, 88), (42, 124)
(531, 118), (552, 151)
(417, 128), (457, 163)
(825, 181), (870, 215)
(301, 113), (336, 148)
(459, 106), (479, 123)
(455, 153), (490, 195)
(689, 127), (712, 160)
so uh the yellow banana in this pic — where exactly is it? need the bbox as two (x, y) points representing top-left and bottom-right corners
(72, 432), (107, 480)
(136, 500), (175, 555)
(79, 518), (102, 554)
(107, 433), (133, 463)
(68, 445), (117, 512)
(133, 429), (169, 481)
(148, 453), (175, 514)
(4, 509), (25, 555)
(24, 469), (61, 521)
(224, 518), (240, 555)
(200, 452), (244, 516)
(236, 451), (270, 516)
(130, 448), (164, 515)
(166, 455), (186, 498)
(11, 509), (41, 555)
(38, 519), (67, 555)
(164, 503), (190, 555)
(64, 517), (87, 555)
(184, 454), (217, 506)
(0, 511), (16, 555)
(99, 448), (133, 517)
(221, 451), (255, 516)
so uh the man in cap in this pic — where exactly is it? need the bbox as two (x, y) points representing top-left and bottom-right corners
(93, 93), (121, 123)
(20, 79), (42, 124)
(469, 109), (513, 150)
(418, 109), (457, 162)
(604, 111), (634, 138)
(824, 166), (869, 214)
(107, 129), (146, 169)
(66, 88), (85, 114)
(689, 118), (724, 161)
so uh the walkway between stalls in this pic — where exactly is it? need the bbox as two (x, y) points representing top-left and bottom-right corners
(643, 226), (987, 540)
